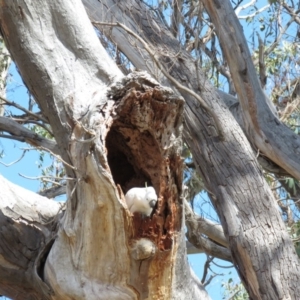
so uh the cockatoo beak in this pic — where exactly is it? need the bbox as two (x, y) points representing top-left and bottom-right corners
(149, 199), (156, 208)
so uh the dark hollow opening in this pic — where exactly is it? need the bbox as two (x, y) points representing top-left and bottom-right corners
(106, 128), (152, 193)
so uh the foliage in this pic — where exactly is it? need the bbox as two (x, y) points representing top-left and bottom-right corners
(222, 278), (248, 300)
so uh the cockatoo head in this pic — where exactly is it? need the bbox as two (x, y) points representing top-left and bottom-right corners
(125, 186), (158, 216)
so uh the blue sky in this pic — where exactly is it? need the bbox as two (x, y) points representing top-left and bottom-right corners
(0, 64), (48, 193)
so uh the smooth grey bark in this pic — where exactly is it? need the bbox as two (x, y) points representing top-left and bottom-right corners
(84, 1), (300, 299)
(0, 0), (209, 299)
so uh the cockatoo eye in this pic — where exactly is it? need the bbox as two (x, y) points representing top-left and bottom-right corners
(149, 199), (157, 208)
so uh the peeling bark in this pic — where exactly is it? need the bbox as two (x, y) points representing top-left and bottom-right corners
(84, 1), (300, 299)
(44, 72), (205, 299)
(0, 0), (209, 299)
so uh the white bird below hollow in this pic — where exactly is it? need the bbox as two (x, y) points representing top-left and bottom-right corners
(125, 186), (158, 216)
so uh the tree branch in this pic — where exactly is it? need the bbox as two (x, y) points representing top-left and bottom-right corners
(0, 116), (59, 154)
(0, 95), (48, 123)
(185, 200), (228, 247)
(202, 0), (300, 180)
(0, 174), (62, 299)
(38, 184), (67, 199)
(185, 201), (231, 262)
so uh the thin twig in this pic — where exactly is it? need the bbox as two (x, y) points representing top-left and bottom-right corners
(203, 274), (218, 287)
(37, 146), (77, 171)
(211, 260), (234, 269)
(18, 174), (63, 186)
(92, 21), (225, 140)
(18, 174), (74, 182)
(201, 256), (214, 283)
(236, 3), (270, 19)
(0, 150), (27, 166)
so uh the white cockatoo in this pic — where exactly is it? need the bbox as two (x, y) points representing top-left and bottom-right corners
(125, 186), (158, 216)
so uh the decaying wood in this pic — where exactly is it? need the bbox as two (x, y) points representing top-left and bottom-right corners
(43, 72), (207, 299)
(0, 1), (209, 298)
(84, 1), (300, 299)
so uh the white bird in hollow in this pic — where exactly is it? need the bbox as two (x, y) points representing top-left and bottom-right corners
(125, 186), (158, 216)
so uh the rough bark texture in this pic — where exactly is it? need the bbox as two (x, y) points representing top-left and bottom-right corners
(202, 0), (300, 180)
(0, 0), (209, 299)
(84, 0), (300, 299)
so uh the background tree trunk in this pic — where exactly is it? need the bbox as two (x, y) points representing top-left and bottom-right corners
(0, 0), (209, 299)
(85, 1), (300, 299)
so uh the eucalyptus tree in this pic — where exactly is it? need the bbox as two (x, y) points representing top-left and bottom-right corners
(0, 0), (299, 300)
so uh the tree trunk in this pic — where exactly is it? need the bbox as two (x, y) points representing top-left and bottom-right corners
(84, 1), (300, 299)
(0, 0), (209, 299)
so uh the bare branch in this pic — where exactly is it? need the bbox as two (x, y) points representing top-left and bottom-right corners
(201, 256), (214, 284)
(185, 200), (228, 247)
(10, 117), (53, 136)
(38, 184), (66, 198)
(186, 240), (204, 255)
(235, 0), (256, 15)
(202, 0), (300, 180)
(185, 201), (231, 262)
(256, 32), (267, 89)
(236, 2), (270, 19)
(0, 149), (27, 166)
(0, 116), (59, 154)
(0, 95), (48, 123)
(170, 0), (182, 38)
(282, 3), (300, 25)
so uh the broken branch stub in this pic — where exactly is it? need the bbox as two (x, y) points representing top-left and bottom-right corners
(107, 71), (184, 248)
(56, 71), (187, 299)
(103, 72), (186, 298)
